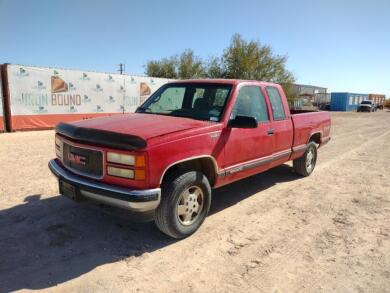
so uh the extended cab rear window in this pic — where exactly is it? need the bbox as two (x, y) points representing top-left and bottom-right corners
(266, 86), (286, 120)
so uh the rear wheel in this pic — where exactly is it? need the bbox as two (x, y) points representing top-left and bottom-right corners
(293, 142), (317, 176)
(154, 170), (211, 238)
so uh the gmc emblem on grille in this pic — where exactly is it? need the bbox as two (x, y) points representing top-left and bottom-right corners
(68, 152), (87, 166)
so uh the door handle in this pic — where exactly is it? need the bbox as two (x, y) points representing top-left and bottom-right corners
(267, 129), (275, 135)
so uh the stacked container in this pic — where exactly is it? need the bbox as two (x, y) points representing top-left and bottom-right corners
(330, 92), (369, 111)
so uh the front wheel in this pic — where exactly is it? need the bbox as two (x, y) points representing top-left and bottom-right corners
(293, 142), (317, 176)
(154, 170), (211, 238)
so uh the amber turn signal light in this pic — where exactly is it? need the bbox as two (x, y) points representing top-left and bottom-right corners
(134, 169), (145, 180)
(135, 156), (145, 167)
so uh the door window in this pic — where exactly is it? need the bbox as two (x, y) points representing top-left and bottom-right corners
(232, 86), (269, 122)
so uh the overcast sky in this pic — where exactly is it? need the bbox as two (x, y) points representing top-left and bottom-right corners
(0, 0), (389, 95)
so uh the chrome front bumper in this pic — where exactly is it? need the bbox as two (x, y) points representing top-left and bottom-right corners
(48, 159), (161, 212)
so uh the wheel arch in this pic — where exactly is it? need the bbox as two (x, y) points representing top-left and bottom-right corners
(308, 131), (322, 144)
(159, 156), (219, 187)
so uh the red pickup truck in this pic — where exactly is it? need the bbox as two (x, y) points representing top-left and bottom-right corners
(49, 79), (331, 238)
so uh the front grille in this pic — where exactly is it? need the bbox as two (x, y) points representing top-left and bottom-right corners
(62, 142), (103, 178)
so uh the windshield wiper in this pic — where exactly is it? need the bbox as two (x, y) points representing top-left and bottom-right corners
(136, 106), (152, 113)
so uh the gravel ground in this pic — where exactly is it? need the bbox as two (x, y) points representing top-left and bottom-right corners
(0, 111), (389, 292)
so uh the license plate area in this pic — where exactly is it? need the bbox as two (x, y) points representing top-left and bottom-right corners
(59, 180), (81, 201)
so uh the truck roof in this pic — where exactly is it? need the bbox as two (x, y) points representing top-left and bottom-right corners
(171, 79), (280, 87)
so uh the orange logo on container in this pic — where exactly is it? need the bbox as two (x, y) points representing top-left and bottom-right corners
(140, 82), (151, 104)
(140, 82), (151, 96)
(51, 76), (68, 93)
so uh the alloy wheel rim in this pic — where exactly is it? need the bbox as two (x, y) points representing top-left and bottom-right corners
(306, 147), (315, 171)
(176, 186), (204, 226)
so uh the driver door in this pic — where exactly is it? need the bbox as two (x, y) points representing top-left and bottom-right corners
(223, 85), (274, 177)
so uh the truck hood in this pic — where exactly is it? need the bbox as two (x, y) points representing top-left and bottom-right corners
(62, 113), (218, 149)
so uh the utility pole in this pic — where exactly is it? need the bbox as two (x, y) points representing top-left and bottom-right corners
(118, 63), (125, 75)
(117, 63), (126, 114)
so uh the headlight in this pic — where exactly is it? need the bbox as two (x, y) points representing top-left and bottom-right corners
(107, 152), (145, 167)
(107, 166), (134, 179)
(107, 152), (135, 165)
(106, 152), (145, 180)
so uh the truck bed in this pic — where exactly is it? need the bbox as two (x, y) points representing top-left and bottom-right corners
(291, 110), (331, 148)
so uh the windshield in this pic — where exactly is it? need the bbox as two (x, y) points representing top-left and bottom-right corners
(361, 101), (372, 104)
(136, 83), (232, 121)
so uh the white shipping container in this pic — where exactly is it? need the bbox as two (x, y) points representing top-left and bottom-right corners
(5, 64), (173, 130)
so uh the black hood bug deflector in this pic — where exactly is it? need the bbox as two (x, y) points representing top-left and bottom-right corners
(56, 122), (147, 151)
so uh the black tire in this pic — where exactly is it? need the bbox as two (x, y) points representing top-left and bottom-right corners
(293, 142), (317, 177)
(154, 170), (211, 239)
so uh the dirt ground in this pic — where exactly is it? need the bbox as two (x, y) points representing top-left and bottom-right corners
(0, 111), (389, 293)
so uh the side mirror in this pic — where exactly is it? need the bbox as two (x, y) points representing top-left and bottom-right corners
(229, 115), (258, 128)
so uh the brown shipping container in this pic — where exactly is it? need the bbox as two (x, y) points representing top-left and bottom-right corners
(368, 94), (385, 107)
